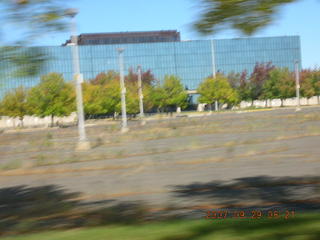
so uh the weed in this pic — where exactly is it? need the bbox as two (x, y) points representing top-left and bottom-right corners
(46, 132), (53, 139)
(93, 137), (104, 148)
(115, 150), (125, 157)
(34, 155), (47, 166)
(0, 160), (22, 170)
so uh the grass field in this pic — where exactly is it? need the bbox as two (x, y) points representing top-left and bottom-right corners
(2, 213), (320, 240)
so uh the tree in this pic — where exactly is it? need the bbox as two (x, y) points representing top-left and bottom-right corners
(311, 70), (320, 103)
(86, 70), (157, 117)
(1, 0), (70, 42)
(300, 70), (316, 99)
(300, 69), (320, 102)
(126, 83), (140, 115)
(123, 68), (156, 115)
(227, 70), (252, 101)
(148, 85), (167, 112)
(198, 74), (239, 110)
(194, 0), (296, 35)
(89, 71), (119, 85)
(141, 84), (157, 112)
(125, 68), (156, 86)
(0, 0), (71, 78)
(249, 62), (275, 100)
(0, 86), (29, 126)
(261, 68), (295, 105)
(83, 79), (121, 117)
(27, 73), (75, 126)
(227, 71), (243, 89)
(82, 83), (107, 116)
(162, 75), (188, 113)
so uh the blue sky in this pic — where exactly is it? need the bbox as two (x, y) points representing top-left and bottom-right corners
(22, 0), (320, 68)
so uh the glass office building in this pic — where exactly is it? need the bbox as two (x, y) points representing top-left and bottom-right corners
(0, 35), (301, 98)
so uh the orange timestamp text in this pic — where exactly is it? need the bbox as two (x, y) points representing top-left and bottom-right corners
(204, 210), (295, 220)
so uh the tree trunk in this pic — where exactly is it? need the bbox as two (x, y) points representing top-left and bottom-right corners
(51, 115), (54, 127)
(19, 116), (24, 127)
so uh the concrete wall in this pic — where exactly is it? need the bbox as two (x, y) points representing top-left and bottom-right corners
(198, 96), (320, 112)
(241, 96), (320, 109)
(0, 113), (77, 129)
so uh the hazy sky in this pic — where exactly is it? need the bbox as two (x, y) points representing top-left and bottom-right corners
(25, 0), (320, 68)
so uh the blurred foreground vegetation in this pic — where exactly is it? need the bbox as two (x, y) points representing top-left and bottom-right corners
(2, 212), (320, 240)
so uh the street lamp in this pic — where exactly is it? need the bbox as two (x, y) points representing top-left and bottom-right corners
(65, 8), (90, 150)
(211, 39), (218, 113)
(137, 65), (146, 125)
(117, 48), (129, 133)
(295, 60), (301, 112)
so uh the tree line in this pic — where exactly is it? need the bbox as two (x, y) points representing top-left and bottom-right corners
(0, 70), (189, 126)
(1, 63), (320, 126)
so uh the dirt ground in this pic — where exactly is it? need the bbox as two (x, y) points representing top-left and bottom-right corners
(1, 107), (320, 212)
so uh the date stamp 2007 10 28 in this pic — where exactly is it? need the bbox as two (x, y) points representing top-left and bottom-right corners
(205, 210), (295, 220)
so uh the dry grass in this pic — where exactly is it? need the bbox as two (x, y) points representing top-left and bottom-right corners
(1, 109), (320, 171)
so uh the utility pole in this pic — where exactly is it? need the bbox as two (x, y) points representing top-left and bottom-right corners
(137, 65), (146, 125)
(211, 39), (218, 112)
(66, 8), (90, 151)
(295, 60), (301, 112)
(117, 48), (129, 133)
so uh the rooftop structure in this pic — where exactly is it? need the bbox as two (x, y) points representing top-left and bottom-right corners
(62, 30), (181, 46)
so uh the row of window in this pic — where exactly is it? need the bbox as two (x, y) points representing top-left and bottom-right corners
(81, 36), (178, 45)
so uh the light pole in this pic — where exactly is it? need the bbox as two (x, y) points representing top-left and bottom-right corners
(65, 8), (90, 150)
(117, 48), (129, 133)
(295, 60), (301, 112)
(211, 39), (218, 112)
(137, 65), (146, 125)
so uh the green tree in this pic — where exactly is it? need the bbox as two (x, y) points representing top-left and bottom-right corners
(27, 73), (75, 126)
(194, 0), (296, 35)
(124, 68), (157, 114)
(300, 69), (320, 101)
(261, 68), (295, 105)
(83, 79), (121, 117)
(311, 70), (320, 104)
(300, 75), (315, 98)
(227, 70), (252, 102)
(0, 0), (71, 78)
(0, 86), (29, 126)
(162, 75), (188, 113)
(198, 74), (239, 110)
(83, 83), (107, 116)
(142, 84), (157, 112)
(126, 83), (140, 115)
(148, 85), (167, 112)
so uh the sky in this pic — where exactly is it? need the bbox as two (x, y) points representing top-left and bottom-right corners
(11, 0), (320, 69)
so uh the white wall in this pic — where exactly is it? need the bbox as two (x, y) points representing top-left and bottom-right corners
(240, 96), (320, 109)
(0, 112), (77, 129)
(197, 95), (320, 112)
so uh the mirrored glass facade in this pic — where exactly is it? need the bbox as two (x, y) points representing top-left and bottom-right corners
(0, 35), (301, 98)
